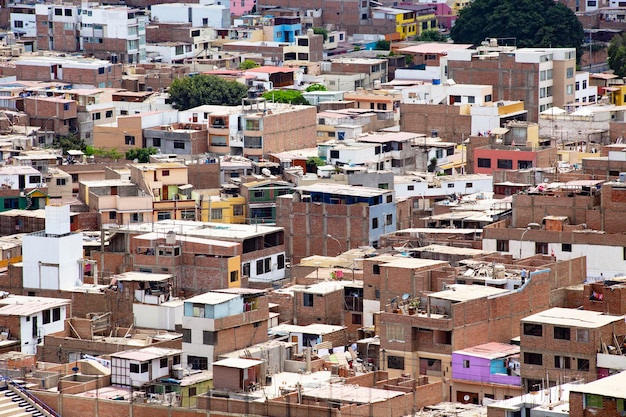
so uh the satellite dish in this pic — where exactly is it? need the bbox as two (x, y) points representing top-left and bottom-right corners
(402, 293), (410, 300)
(390, 297), (397, 304)
(464, 395), (470, 401)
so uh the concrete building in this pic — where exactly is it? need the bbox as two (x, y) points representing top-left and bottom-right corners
(451, 342), (522, 404)
(111, 347), (182, 387)
(93, 111), (178, 153)
(80, 178), (154, 226)
(150, 3), (230, 29)
(0, 294), (70, 354)
(143, 122), (209, 155)
(277, 183), (397, 262)
(35, 4), (148, 64)
(447, 45), (577, 122)
(181, 101), (317, 161)
(181, 289), (268, 370)
(520, 307), (625, 390)
(22, 205), (83, 291)
(569, 371), (626, 417)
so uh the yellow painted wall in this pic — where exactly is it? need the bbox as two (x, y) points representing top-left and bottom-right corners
(228, 255), (241, 288)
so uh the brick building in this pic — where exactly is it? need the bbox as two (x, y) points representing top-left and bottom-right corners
(447, 46), (577, 122)
(180, 101), (317, 161)
(277, 183), (397, 263)
(23, 96), (77, 139)
(181, 289), (269, 371)
(14, 55), (123, 89)
(520, 307), (625, 391)
(376, 254), (586, 400)
(569, 371), (626, 417)
(143, 123), (209, 155)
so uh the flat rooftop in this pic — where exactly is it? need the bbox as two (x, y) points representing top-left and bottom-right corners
(184, 292), (239, 305)
(103, 220), (283, 240)
(522, 307), (624, 328)
(570, 370), (626, 399)
(270, 323), (345, 336)
(112, 271), (173, 282)
(295, 183), (391, 197)
(112, 347), (181, 361)
(454, 342), (520, 360)
(0, 295), (70, 317)
(302, 384), (404, 404)
(429, 284), (508, 302)
(380, 257), (449, 270)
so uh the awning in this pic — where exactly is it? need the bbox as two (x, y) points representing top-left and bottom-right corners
(178, 184), (193, 190)
(490, 127), (510, 135)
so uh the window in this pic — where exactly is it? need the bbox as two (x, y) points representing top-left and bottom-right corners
(230, 270), (238, 283)
(43, 309), (51, 324)
(447, 183), (454, 188)
(277, 254), (285, 269)
(385, 214), (392, 226)
(408, 185), (414, 191)
(203, 331), (217, 345)
(124, 135), (135, 145)
(55, 8), (62, 15)
(465, 182), (473, 188)
(105, 110), (113, 118)
(109, 212), (117, 220)
(352, 314), (362, 324)
(577, 358), (590, 371)
(53, 308), (61, 322)
(173, 141), (185, 149)
(477, 158), (491, 168)
(373, 264), (380, 275)
(182, 328), (191, 343)
(188, 387), (197, 397)
(577, 329), (589, 342)
(14, 21), (23, 28)
(518, 160), (533, 169)
(56, 178), (66, 186)
(562, 243), (572, 252)
(160, 358), (168, 368)
(567, 67), (574, 78)
(584, 394), (603, 409)
(242, 262), (250, 277)
(567, 84), (574, 95)
(210, 209), (222, 220)
(303, 293), (314, 307)
(496, 240), (509, 252)
(130, 363), (139, 373)
(329, 150), (340, 159)
(65, 8), (72, 16)
(30, 176), (41, 184)
(463, 360), (470, 368)
(372, 217), (379, 229)
(387, 355), (405, 370)
(187, 356), (208, 370)
(555, 356), (571, 369)
(256, 259), (264, 274)
(524, 352), (543, 365)
(151, 138), (161, 147)
(497, 159), (513, 169)
(523, 323), (543, 336)
(386, 323), (404, 342)
(535, 242), (549, 255)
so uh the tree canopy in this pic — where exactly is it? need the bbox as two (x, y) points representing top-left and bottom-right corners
(239, 59), (259, 70)
(608, 34), (626, 77)
(52, 134), (86, 153)
(169, 74), (248, 110)
(415, 29), (446, 42)
(374, 40), (390, 51)
(450, 0), (584, 59)
(262, 89), (309, 105)
(305, 84), (327, 92)
(126, 147), (158, 163)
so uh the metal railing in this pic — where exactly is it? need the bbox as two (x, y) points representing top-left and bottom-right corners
(0, 376), (61, 417)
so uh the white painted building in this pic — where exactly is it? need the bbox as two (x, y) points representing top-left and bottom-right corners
(574, 72), (598, 106)
(11, 7), (37, 38)
(22, 205), (83, 290)
(181, 292), (241, 371)
(0, 295), (70, 354)
(394, 173), (493, 199)
(151, 3), (230, 28)
(111, 347), (182, 387)
(146, 43), (194, 64)
(400, 82), (493, 106)
(0, 166), (46, 190)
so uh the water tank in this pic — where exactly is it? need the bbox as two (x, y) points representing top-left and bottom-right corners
(432, 79), (441, 85)
(431, 129), (438, 138)
(166, 231), (177, 245)
(619, 172), (626, 183)
(247, 88), (258, 99)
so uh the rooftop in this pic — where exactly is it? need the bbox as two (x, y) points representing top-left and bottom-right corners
(184, 292), (239, 306)
(270, 323), (345, 336)
(103, 220), (283, 240)
(570, 370), (626, 399)
(454, 342), (520, 360)
(429, 284), (509, 302)
(212, 357), (264, 369)
(295, 183), (391, 197)
(112, 347), (182, 361)
(522, 307), (624, 328)
(0, 295), (70, 317)
(111, 271), (173, 283)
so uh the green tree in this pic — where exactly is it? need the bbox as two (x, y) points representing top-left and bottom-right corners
(312, 27), (328, 41)
(169, 74), (248, 110)
(306, 156), (325, 173)
(262, 89), (309, 105)
(126, 147), (158, 163)
(416, 29), (446, 42)
(239, 59), (259, 70)
(52, 134), (86, 153)
(305, 83), (327, 92)
(608, 34), (626, 77)
(450, 0), (584, 61)
(374, 40), (390, 51)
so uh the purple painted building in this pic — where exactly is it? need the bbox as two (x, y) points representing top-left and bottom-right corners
(451, 342), (522, 404)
